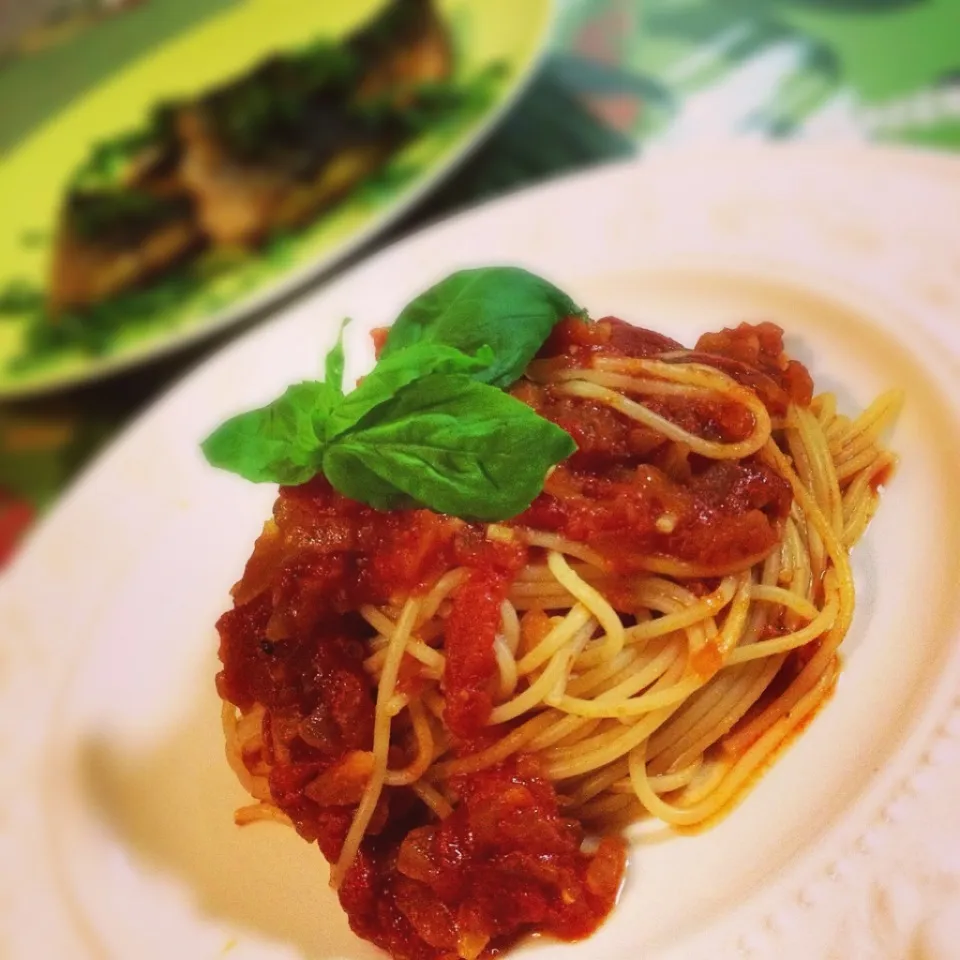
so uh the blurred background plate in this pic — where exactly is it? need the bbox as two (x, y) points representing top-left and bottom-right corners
(0, 0), (554, 399)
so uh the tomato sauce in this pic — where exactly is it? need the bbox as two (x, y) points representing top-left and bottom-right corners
(216, 317), (812, 959)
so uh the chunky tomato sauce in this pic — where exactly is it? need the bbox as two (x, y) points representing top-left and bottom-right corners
(216, 318), (812, 959)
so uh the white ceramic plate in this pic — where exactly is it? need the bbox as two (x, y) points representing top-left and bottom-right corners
(2, 144), (960, 960)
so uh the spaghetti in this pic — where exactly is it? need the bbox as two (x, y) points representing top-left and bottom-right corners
(216, 316), (899, 960)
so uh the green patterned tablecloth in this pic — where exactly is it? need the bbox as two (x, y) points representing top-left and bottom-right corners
(557, 0), (960, 148)
(2, 0), (958, 567)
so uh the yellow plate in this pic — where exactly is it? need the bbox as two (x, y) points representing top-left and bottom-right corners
(0, 0), (554, 397)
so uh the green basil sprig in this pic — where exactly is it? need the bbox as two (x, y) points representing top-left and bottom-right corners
(202, 266), (583, 520)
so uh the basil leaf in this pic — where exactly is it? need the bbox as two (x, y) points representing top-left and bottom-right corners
(324, 374), (576, 520)
(324, 318), (350, 396)
(382, 266), (585, 388)
(321, 444), (416, 512)
(324, 342), (493, 441)
(202, 381), (338, 484)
